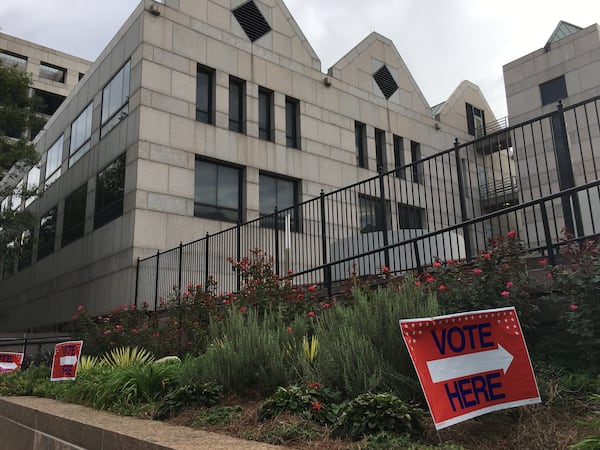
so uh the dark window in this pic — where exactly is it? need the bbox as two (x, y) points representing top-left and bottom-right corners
(466, 103), (486, 137)
(232, 1), (272, 42)
(101, 61), (130, 125)
(69, 103), (93, 166)
(37, 207), (57, 260)
(194, 159), (241, 223)
(259, 173), (299, 230)
(355, 121), (368, 168)
(375, 128), (386, 171)
(39, 62), (66, 83)
(94, 155), (126, 229)
(397, 203), (425, 229)
(410, 140), (423, 184)
(540, 76), (568, 106)
(196, 65), (214, 123)
(285, 96), (300, 148)
(62, 184), (87, 247)
(393, 135), (405, 179)
(17, 229), (33, 271)
(0, 51), (27, 71)
(358, 194), (391, 233)
(373, 65), (399, 100)
(229, 77), (245, 133)
(25, 166), (40, 207)
(258, 87), (273, 141)
(33, 89), (66, 115)
(45, 135), (64, 186)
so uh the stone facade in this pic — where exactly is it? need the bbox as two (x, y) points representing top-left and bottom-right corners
(0, 0), (498, 331)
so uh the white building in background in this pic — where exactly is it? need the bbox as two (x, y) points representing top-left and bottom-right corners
(0, 0), (499, 331)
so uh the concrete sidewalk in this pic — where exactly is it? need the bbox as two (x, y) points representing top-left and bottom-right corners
(0, 396), (283, 450)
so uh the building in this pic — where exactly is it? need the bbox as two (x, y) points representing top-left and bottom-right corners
(0, 0), (500, 331)
(503, 21), (600, 246)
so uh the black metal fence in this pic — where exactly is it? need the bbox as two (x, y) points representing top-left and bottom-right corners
(136, 96), (600, 307)
(0, 335), (71, 361)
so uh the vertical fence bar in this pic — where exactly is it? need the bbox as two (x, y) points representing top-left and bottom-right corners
(539, 201), (556, 266)
(134, 257), (140, 307)
(320, 190), (332, 297)
(236, 221), (241, 292)
(454, 139), (472, 259)
(154, 250), (160, 310)
(204, 232), (210, 291)
(177, 242), (183, 298)
(274, 208), (280, 277)
(378, 167), (390, 269)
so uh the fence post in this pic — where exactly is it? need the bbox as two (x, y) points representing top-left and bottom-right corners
(454, 139), (472, 259)
(320, 190), (332, 297)
(236, 221), (241, 292)
(134, 257), (140, 307)
(539, 201), (556, 266)
(378, 166), (391, 270)
(274, 207), (280, 277)
(178, 242), (183, 305)
(204, 232), (210, 292)
(154, 250), (160, 311)
(553, 101), (584, 237)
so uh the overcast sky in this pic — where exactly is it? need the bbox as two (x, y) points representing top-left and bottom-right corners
(1, 0), (599, 118)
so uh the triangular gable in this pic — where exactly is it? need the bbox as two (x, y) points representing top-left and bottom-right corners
(327, 32), (430, 115)
(546, 20), (583, 46)
(435, 80), (498, 132)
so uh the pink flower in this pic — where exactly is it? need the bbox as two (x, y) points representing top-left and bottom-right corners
(287, 326), (293, 334)
(311, 401), (322, 410)
(308, 285), (317, 292)
(187, 283), (193, 289)
(77, 305), (85, 312)
(508, 230), (517, 238)
(196, 283), (202, 289)
(473, 268), (483, 275)
(570, 304), (578, 311)
(153, 332), (160, 337)
(287, 269), (294, 275)
(131, 328), (139, 334)
(97, 316), (103, 320)
(415, 281), (422, 286)
(240, 306), (247, 313)
(433, 261), (441, 268)
(308, 311), (315, 317)
(183, 291), (191, 297)
(426, 276), (434, 283)
(308, 382), (322, 390)
(482, 253), (491, 259)
(501, 291), (510, 297)
(104, 329), (111, 335)
(539, 258), (547, 266)
(115, 324), (123, 331)
(381, 266), (390, 273)
(439, 284), (447, 291)
(547, 273), (553, 279)
(506, 281), (514, 288)
(447, 259), (454, 265)
(323, 303), (331, 308)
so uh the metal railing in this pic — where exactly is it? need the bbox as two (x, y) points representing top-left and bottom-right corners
(133, 96), (600, 305)
(0, 335), (71, 360)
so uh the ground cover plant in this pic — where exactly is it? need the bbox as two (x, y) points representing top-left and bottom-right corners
(2, 231), (599, 448)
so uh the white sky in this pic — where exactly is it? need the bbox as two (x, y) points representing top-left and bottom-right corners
(1, 0), (599, 118)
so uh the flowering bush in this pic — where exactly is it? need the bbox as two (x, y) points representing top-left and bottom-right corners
(425, 231), (538, 328)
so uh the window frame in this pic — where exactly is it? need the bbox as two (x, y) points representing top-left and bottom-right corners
(358, 194), (391, 233)
(258, 87), (273, 141)
(259, 172), (300, 231)
(0, 51), (27, 71)
(393, 135), (405, 179)
(194, 158), (242, 223)
(45, 135), (64, 187)
(100, 61), (131, 136)
(69, 103), (93, 167)
(196, 64), (215, 124)
(62, 183), (87, 247)
(540, 76), (568, 106)
(94, 154), (126, 229)
(355, 121), (368, 168)
(228, 76), (245, 133)
(410, 140), (423, 184)
(285, 96), (300, 149)
(375, 128), (387, 171)
(37, 206), (57, 260)
(39, 62), (66, 83)
(397, 203), (426, 229)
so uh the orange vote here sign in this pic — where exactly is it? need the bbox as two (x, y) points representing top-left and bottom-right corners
(400, 307), (540, 430)
(51, 341), (83, 381)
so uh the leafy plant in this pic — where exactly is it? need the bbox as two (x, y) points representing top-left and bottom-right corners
(332, 392), (424, 440)
(154, 381), (223, 420)
(192, 405), (242, 427)
(78, 355), (101, 372)
(0, 364), (50, 396)
(571, 394), (600, 449)
(258, 383), (342, 424)
(101, 346), (155, 368)
(302, 335), (318, 363)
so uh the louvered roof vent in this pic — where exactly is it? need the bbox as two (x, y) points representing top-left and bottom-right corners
(373, 65), (398, 100)
(232, 1), (271, 42)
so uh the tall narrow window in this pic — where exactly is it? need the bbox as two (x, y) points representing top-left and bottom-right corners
(194, 159), (242, 223)
(355, 122), (368, 168)
(285, 96), (300, 148)
(45, 135), (64, 187)
(39, 62), (66, 83)
(358, 194), (391, 233)
(62, 184), (87, 247)
(94, 155), (126, 229)
(258, 87), (273, 141)
(375, 128), (386, 171)
(69, 103), (93, 166)
(410, 140), (423, 184)
(37, 207), (57, 260)
(259, 173), (299, 230)
(229, 77), (245, 132)
(466, 103), (486, 137)
(393, 135), (405, 179)
(196, 65), (214, 124)
(101, 61), (130, 136)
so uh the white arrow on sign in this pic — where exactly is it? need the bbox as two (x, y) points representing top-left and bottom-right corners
(426, 344), (514, 383)
(0, 362), (18, 371)
(60, 356), (78, 366)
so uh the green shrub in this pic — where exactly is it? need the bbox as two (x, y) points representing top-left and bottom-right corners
(154, 381), (223, 420)
(0, 365), (50, 396)
(101, 346), (155, 368)
(333, 392), (424, 440)
(258, 383), (342, 424)
(308, 277), (438, 398)
(192, 405), (242, 427)
(571, 394), (600, 449)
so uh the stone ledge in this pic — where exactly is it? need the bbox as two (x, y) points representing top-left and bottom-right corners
(0, 396), (282, 450)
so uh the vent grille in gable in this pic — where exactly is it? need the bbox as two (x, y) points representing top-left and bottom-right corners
(373, 65), (399, 100)
(232, 1), (272, 42)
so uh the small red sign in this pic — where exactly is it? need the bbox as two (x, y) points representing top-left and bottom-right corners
(51, 341), (83, 381)
(0, 352), (24, 374)
(400, 307), (540, 429)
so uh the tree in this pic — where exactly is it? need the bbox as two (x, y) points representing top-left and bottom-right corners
(0, 61), (45, 274)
